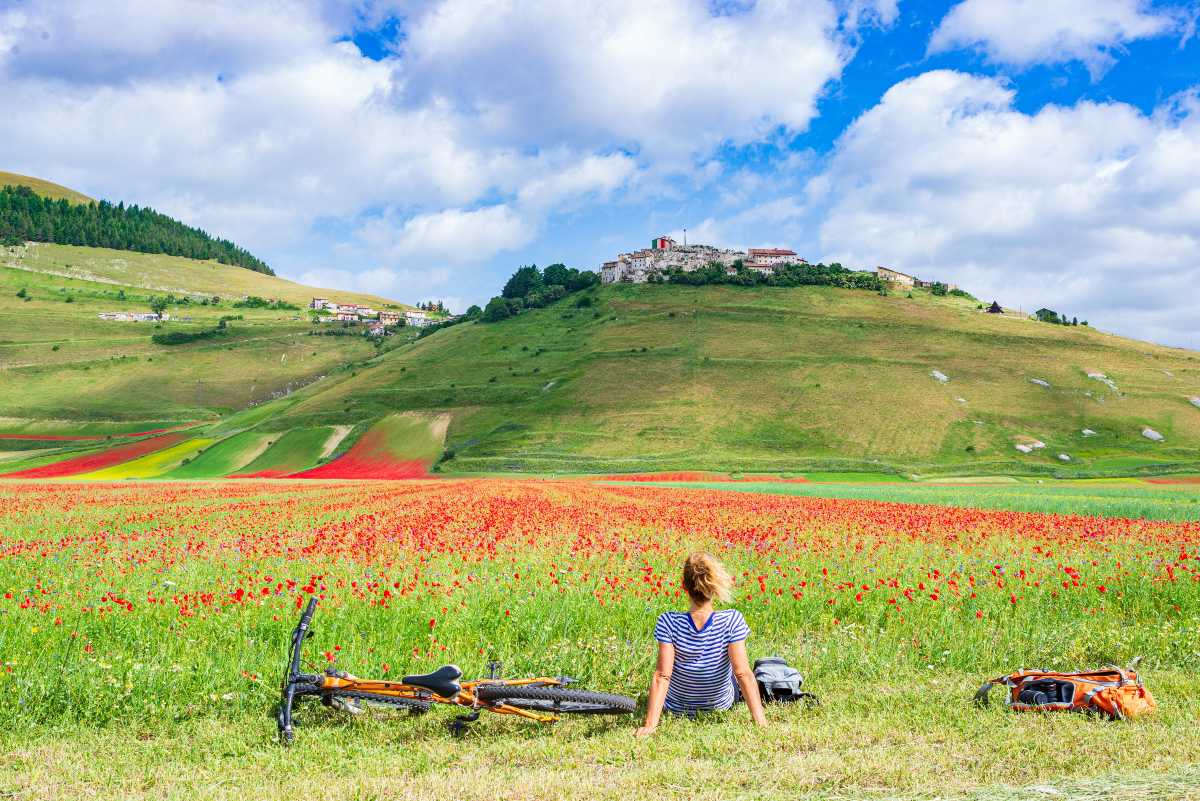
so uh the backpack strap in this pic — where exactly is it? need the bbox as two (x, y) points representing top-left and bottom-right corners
(973, 681), (996, 707)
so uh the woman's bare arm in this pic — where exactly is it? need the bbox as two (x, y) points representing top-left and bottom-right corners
(729, 640), (767, 726)
(635, 642), (675, 737)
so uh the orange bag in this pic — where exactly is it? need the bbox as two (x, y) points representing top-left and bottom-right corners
(974, 664), (1157, 720)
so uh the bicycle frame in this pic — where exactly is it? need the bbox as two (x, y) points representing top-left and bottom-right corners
(278, 598), (570, 744)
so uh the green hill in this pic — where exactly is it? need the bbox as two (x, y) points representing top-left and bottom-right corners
(266, 283), (1200, 477)
(0, 171), (93, 204)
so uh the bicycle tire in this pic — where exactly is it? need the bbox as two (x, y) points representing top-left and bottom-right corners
(327, 690), (432, 713)
(474, 684), (636, 715)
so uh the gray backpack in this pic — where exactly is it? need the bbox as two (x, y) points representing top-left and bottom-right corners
(753, 657), (819, 705)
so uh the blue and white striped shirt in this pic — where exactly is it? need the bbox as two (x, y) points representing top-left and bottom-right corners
(654, 609), (750, 712)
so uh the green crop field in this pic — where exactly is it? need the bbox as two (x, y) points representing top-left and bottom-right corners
(165, 431), (277, 479)
(616, 476), (1200, 522)
(229, 426), (340, 476)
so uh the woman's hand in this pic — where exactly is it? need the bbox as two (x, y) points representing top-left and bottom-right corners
(634, 725), (657, 738)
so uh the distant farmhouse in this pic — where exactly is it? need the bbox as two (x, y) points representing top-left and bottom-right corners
(600, 236), (797, 283)
(876, 266), (914, 288)
(97, 311), (168, 322)
(876, 266), (958, 292)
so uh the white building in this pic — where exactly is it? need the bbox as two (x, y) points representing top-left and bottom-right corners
(405, 310), (430, 327)
(747, 248), (801, 267)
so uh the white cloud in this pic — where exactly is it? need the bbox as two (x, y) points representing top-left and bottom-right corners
(808, 70), (1200, 345)
(929, 0), (1178, 76)
(355, 205), (535, 265)
(516, 153), (638, 213)
(397, 0), (849, 160)
(0, 0), (859, 306)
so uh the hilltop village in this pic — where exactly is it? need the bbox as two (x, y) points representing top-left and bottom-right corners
(599, 235), (957, 291)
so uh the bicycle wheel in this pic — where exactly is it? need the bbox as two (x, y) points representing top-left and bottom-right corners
(325, 690), (432, 713)
(474, 684), (635, 715)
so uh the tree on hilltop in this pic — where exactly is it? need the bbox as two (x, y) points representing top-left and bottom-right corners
(502, 265), (544, 299)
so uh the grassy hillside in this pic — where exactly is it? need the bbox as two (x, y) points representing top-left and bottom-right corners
(0, 171), (93, 204)
(272, 283), (1200, 476)
(2, 243), (1197, 478)
(4, 242), (403, 307)
(0, 243), (416, 421)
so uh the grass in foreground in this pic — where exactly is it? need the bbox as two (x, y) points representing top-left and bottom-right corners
(0, 479), (1196, 798)
(3, 675), (1198, 801)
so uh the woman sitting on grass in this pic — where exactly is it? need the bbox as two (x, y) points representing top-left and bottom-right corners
(635, 552), (767, 736)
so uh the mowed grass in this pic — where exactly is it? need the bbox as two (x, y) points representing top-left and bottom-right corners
(621, 477), (1200, 522)
(0, 479), (1196, 799)
(277, 283), (1200, 477)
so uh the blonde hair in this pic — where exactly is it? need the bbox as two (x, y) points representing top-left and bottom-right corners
(682, 552), (732, 603)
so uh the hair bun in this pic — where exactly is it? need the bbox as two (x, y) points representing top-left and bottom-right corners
(682, 551), (732, 603)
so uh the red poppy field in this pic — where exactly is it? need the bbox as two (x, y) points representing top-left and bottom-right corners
(0, 477), (1196, 734)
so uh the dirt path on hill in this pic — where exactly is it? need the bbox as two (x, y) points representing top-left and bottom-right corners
(320, 425), (353, 458)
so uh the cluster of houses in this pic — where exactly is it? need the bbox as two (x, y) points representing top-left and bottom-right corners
(310, 298), (432, 335)
(597, 236), (968, 298)
(97, 311), (169, 322)
(599, 236), (806, 283)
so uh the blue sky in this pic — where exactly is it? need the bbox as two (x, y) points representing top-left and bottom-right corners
(2, 0), (1198, 345)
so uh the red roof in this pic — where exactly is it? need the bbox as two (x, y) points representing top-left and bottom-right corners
(748, 248), (796, 256)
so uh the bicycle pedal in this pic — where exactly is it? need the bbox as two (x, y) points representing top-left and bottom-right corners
(448, 711), (480, 738)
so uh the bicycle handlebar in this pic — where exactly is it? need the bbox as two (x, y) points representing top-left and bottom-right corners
(299, 596), (317, 629)
(289, 597), (318, 678)
(279, 597), (320, 745)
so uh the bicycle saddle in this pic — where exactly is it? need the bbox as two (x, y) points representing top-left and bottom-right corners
(402, 664), (463, 698)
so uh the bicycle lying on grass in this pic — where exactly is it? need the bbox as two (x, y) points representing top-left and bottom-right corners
(278, 598), (636, 744)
